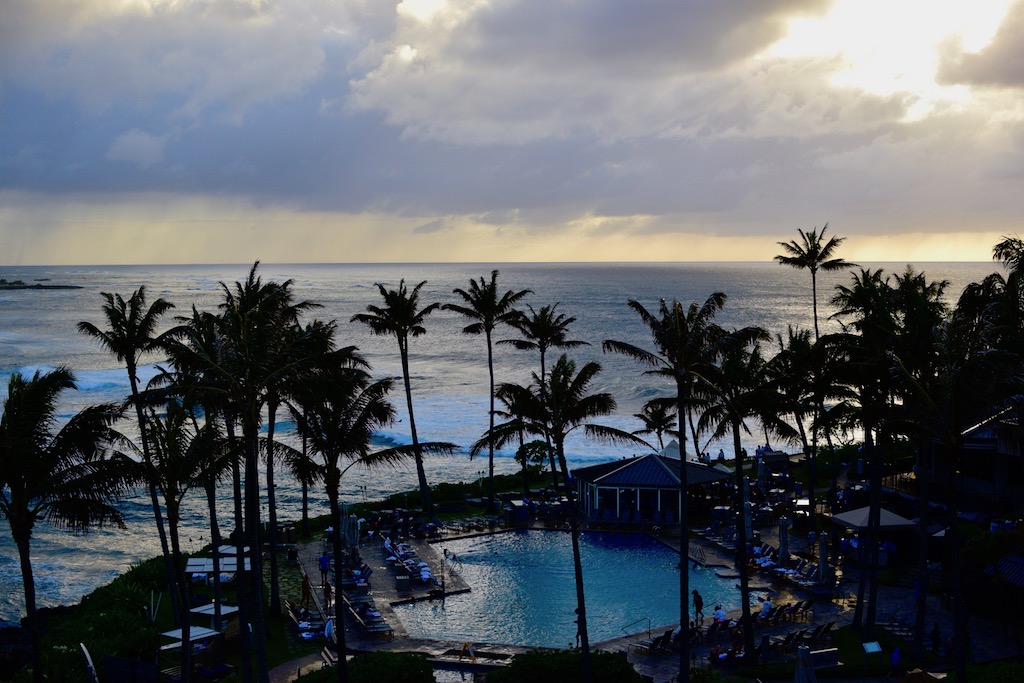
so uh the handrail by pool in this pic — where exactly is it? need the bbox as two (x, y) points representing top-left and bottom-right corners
(621, 616), (651, 639)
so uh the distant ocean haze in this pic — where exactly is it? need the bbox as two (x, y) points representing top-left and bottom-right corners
(0, 261), (998, 625)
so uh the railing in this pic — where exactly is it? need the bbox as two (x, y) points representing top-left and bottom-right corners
(692, 546), (708, 566)
(621, 617), (651, 639)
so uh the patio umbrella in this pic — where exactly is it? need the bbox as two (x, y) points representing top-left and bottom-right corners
(793, 645), (817, 683)
(339, 502), (350, 547)
(346, 514), (360, 547)
(744, 500), (753, 544)
(779, 517), (790, 567)
(818, 534), (831, 584)
(757, 458), (768, 492)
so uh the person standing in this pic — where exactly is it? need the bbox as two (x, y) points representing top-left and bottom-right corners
(692, 589), (705, 622)
(319, 551), (331, 587)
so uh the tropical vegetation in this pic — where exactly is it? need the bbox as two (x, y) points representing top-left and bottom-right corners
(5, 234), (1024, 682)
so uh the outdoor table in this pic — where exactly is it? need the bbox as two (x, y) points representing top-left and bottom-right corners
(190, 603), (239, 631)
(160, 626), (220, 651)
(185, 557), (252, 574)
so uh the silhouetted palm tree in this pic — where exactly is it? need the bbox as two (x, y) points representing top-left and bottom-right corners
(698, 331), (770, 654)
(603, 295), (727, 683)
(632, 399), (678, 452)
(775, 223), (857, 341)
(290, 367), (455, 683)
(77, 287), (182, 621)
(144, 401), (235, 683)
(0, 369), (128, 683)
(487, 355), (646, 683)
(444, 270), (531, 509)
(503, 303), (590, 488)
(352, 280), (441, 516)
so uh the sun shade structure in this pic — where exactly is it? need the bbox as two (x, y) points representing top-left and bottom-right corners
(830, 506), (916, 530)
(574, 454), (731, 524)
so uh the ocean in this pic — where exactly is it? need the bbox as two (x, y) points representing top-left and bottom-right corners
(0, 261), (999, 626)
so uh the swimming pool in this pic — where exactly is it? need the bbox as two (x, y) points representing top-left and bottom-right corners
(390, 529), (743, 648)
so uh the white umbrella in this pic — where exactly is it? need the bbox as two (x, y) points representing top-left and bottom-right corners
(779, 517), (790, 567)
(793, 646), (818, 683)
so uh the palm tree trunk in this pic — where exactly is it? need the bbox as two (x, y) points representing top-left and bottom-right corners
(266, 400), (282, 617)
(327, 479), (351, 683)
(301, 414), (310, 537)
(677, 393), (691, 683)
(865, 436), (886, 632)
(129, 374), (179, 628)
(168, 505), (192, 683)
(554, 440), (592, 683)
(912, 439), (930, 661)
(243, 418), (270, 683)
(733, 420), (755, 654)
(13, 530), (42, 683)
(486, 331), (496, 510)
(224, 417), (252, 683)
(205, 481), (224, 629)
(399, 341), (433, 516)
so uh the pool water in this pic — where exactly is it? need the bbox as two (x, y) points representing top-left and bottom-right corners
(391, 529), (743, 648)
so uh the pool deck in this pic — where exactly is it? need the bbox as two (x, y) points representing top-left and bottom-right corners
(270, 518), (1020, 683)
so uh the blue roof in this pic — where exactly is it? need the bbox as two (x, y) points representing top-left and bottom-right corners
(574, 454), (730, 489)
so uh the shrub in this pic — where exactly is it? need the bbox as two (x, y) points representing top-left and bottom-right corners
(485, 649), (643, 683)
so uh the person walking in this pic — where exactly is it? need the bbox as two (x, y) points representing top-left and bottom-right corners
(692, 589), (705, 622)
(323, 582), (334, 616)
(300, 574), (312, 612)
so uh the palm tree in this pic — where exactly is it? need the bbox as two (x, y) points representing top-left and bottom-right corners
(444, 270), (531, 509)
(0, 369), (128, 683)
(352, 279), (441, 516)
(486, 355), (646, 683)
(144, 401), (235, 683)
(632, 399), (678, 452)
(77, 287), (182, 621)
(503, 303), (590, 488)
(290, 367), (455, 683)
(775, 223), (857, 341)
(697, 331), (770, 654)
(776, 225), (856, 537)
(165, 264), (347, 683)
(603, 294), (727, 683)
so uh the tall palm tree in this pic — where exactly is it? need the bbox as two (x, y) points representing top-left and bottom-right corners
(486, 355), (646, 683)
(290, 368), (455, 683)
(352, 279), (441, 516)
(775, 223), (857, 341)
(444, 270), (531, 509)
(144, 401), (235, 683)
(77, 287), (182, 621)
(698, 331), (770, 654)
(165, 264), (347, 683)
(831, 268), (902, 631)
(632, 398), (678, 452)
(776, 226), (856, 537)
(603, 294), (727, 683)
(503, 303), (590, 488)
(0, 369), (128, 683)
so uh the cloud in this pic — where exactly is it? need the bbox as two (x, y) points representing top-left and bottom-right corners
(106, 129), (170, 166)
(938, 0), (1024, 88)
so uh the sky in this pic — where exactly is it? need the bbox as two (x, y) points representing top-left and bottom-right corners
(1, 0), (1023, 265)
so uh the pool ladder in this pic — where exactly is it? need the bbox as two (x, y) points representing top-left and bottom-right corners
(621, 617), (651, 640)
(692, 547), (707, 567)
